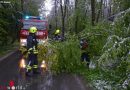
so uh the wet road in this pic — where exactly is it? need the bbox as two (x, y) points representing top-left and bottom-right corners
(0, 50), (92, 90)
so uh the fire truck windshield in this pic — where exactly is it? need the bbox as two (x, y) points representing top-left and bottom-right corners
(22, 21), (46, 30)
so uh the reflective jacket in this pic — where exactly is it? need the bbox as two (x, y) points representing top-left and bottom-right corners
(27, 33), (38, 54)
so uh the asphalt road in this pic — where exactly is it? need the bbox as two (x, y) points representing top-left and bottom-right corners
(0, 50), (92, 90)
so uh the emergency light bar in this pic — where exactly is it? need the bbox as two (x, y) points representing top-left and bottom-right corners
(25, 16), (29, 19)
(24, 16), (46, 20)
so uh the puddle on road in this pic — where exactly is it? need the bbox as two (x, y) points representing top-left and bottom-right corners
(17, 70), (53, 90)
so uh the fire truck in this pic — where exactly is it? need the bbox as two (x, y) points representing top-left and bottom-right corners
(19, 16), (48, 46)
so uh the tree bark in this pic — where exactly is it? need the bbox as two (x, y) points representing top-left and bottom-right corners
(91, 0), (95, 26)
(60, 0), (67, 38)
(96, 0), (103, 23)
(75, 0), (78, 33)
(55, 0), (58, 29)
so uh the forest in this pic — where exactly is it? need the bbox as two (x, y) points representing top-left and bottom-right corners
(0, 0), (130, 89)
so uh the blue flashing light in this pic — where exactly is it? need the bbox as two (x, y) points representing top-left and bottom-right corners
(25, 16), (29, 19)
(40, 17), (43, 20)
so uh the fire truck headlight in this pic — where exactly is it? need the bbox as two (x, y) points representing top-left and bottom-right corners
(20, 39), (26, 42)
(20, 39), (27, 46)
(21, 43), (25, 46)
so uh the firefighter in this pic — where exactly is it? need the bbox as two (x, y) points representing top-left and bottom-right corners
(80, 38), (90, 68)
(26, 26), (39, 76)
(54, 29), (61, 40)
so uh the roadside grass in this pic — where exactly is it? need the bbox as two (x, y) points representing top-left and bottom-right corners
(0, 41), (19, 57)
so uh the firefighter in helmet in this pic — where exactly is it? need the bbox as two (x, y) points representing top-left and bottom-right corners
(54, 29), (61, 40)
(26, 26), (39, 76)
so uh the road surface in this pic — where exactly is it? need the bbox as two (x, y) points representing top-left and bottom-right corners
(0, 50), (92, 90)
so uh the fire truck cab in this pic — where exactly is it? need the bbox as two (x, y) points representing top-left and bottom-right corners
(19, 16), (48, 46)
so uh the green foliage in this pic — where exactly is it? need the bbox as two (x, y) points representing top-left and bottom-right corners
(98, 10), (130, 69)
(0, 0), (21, 47)
(87, 8), (130, 89)
(0, 26), (7, 46)
(79, 22), (110, 57)
(49, 37), (83, 74)
(27, 1), (39, 16)
(115, 0), (130, 11)
(112, 9), (130, 37)
(46, 0), (130, 89)
(0, 0), (39, 52)
(70, 8), (130, 90)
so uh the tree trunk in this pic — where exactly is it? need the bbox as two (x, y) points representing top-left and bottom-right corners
(91, 0), (95, 26)
(55, 0), (58, 29)
(109, 0), (112, 16)
(75, 15), (78, 34)
(75, 0), (78, 33)
(62, 16), (65, 38)
(21, 0), (24, 12)
(96, 0), (103, 23)
(60, 0), (67, 38)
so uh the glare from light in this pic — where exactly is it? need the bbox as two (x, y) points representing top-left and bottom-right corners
(20, 39), (26, 42)
(42, 60), (46, 64)
(20, 58), (26, 68)
(21, 43), (26, 46)
(40, 16), (43, 19)
(41, 60), (47, 68)
(25, 16), (29, 19)
(41, 64), (46, 68)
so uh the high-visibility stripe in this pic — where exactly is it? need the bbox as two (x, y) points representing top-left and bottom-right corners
(34, 52), (38, 53)
(33, 65), (38, 67)
(26, 62), (32, 71)
(28, 49), (38, 54)
(26, 66), (32, 70)
(28, 48), (33, 51)
(33, 65), (37, 66)
(26, 67), (31, 70)
(33, 65), (38, 68)
(33, 67), (37, 68)
(26, 65), (31, 68)
(26, 61), (32, 72)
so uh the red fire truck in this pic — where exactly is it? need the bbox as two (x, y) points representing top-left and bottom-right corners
(19, 16), (48, 46)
